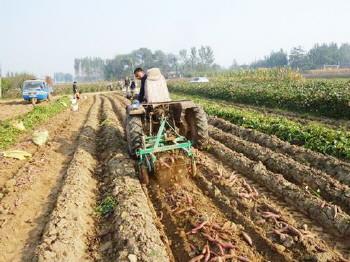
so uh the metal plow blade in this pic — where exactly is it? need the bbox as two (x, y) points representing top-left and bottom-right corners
(153, 152), (196, 188)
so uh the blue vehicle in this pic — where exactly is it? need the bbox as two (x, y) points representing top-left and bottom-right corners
(22, 79), (53, 105)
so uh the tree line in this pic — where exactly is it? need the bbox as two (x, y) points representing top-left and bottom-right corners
(0, 73), (36, 98)
(74, 57), (105, 82)
(74, 46), (217, 81)
(75, 43), (350, 82)
(54, 72), (73, 83)
(243, 43), (350, 70)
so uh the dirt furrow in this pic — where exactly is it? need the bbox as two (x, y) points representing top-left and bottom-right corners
(88, 96), (121, 261)
(209, 125), (350, 215)
(35, 96), (101, 261)
(195, 153), (348, 261)
(190, 175), (292, 261)
(104, 94), (127, 125)
(106, 93), (350, 260)
(92, 95), (170, 261)
(0, 96), (92, 190)
(109, 94), (265, 261)
(147, 171), (265, 262)
(0, 97), (95, 262)
(209, 117), (350, 186)
(207, 138), (350, 238)
(110, 92), (130, 105)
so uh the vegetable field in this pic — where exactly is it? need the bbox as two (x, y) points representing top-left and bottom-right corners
(172, 93), (350, 160)
(0, 88), (350, 261)
(168, 69), (350, 119)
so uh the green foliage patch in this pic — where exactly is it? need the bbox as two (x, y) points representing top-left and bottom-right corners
(172, 93), (350, 160)
(0, 96), (69, 150)
(168, 69), (350, 119)
(96, 196), (117, 217)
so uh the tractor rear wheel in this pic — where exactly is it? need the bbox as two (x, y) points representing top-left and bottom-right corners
(126, 115), (143, 158)
(185, 106), (208, 148)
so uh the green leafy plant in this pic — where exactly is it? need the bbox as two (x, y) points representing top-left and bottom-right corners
(100, 119), (113, 126)
(96, 196), (117, 216)
(172, 93), (350, 160)
(0, 96), (69, 150)
(168, 69), (350, 119)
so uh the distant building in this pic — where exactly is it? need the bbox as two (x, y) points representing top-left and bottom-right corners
(323, 64), (339, 70)
(340, 63), (350, 68)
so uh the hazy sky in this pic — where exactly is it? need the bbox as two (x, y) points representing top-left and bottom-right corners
(1, 0), (349, 76)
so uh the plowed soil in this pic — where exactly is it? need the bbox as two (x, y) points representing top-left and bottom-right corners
(0, 92), (349, 262)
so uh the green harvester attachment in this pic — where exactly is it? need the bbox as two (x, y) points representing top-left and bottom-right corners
(136, 116), (194, 174)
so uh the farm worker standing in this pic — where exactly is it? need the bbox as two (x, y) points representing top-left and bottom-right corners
(129, 80), (136, 99)
(72, 81), (80, 99)
(124, 77), (131, 93)
(130, 80), (136, 92)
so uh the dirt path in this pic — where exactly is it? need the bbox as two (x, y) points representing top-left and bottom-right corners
(38, 95), (169, 262)
(0, 97), (95, 261)
(0, 96), (62, 122)
(89, 96), (170, 262)
(36, 96), (100, 261)
(0, 99), (35, 121)
(0, 96), (91, 193)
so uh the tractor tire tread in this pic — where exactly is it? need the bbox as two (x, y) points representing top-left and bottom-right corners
(126, 116), (143, 157)
(186, 106), (209, 148)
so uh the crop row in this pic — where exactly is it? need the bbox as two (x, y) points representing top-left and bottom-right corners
(0, 96), (69, 149)
(168, 71), (350, 118)
(172, 93), (350, 160)
(196, 68), (304, 82)
(53, 82), (116, 96)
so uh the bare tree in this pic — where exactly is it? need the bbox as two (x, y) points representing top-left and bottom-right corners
(190, 47), (198, 70)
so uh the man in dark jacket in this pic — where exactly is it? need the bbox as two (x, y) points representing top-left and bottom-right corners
(72, 81), (78, 95)
(72, 81), (81, 99)
(130, 80), (136, 91)
(134, 67), (147, 103)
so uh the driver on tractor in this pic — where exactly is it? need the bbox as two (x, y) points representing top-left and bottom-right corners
(133, 67), (171, 104)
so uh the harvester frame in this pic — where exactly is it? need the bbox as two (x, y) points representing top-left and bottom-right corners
(126, 99), (208, 184)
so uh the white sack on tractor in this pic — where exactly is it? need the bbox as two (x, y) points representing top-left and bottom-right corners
(145, 68), (171, 103)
